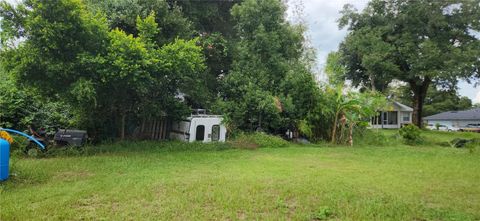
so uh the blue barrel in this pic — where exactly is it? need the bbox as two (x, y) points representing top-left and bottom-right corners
(0, 139), (10, 181)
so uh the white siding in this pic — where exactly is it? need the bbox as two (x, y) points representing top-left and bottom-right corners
(188, 117), (226, 142)
(371, 124), (400, 129)
(170, 116), (227, 142)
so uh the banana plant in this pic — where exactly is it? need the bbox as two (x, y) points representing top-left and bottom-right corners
(331, 87), (362, 144)
(331, 88), (386, 145)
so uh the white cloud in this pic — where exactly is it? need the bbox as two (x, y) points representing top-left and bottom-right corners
(292, 0), (368, 61)
(472, 87), (480, 104)
(286, 0), (368, 81)
(475, 91), (480, 103)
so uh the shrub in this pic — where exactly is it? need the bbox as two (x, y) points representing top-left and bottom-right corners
(449, 138), (480, 153)
(229, 132), (289, 149)
(399, 124), (423, 145)
(9, 135), (30, 152)
(449, 138), (469, 148)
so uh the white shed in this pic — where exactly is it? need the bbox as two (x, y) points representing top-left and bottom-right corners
(170, 110), (227, 142)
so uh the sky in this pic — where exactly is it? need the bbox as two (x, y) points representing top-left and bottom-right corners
(3, 0), (479, 103)
(286, 0), (479, 103)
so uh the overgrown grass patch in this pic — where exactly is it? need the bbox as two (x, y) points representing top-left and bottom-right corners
(228, 132), (289, 149)
(352, 127), (458, 148)
(1, 131), (480, 220)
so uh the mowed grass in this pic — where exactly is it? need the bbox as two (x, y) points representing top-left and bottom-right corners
(1, 131), (480, 220)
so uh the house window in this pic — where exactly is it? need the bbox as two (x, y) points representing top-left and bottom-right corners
(195, 125), (205, 141)
(372, 111), (399, 125)
(212, 125), (220, 141)
(402, 112), (410, 122)
(387, 111), (397, 125)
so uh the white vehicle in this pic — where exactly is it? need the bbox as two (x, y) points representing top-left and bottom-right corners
(437, 125), (449, 131)
(426, 124), (459, 132)
(448, 126), (461, 132)
(170, 109), (227, 142)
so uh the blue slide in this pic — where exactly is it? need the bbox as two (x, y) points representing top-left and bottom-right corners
(0, 128), (46, 150)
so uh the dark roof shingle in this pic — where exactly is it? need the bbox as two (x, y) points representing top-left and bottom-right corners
(424, 108), (480, 120)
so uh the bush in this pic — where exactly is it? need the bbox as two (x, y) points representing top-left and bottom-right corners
(399, 124), (423, 145)
(229, 132), (289, 149)
(9, 135), (30, 152)
(449, 138), (480, 151)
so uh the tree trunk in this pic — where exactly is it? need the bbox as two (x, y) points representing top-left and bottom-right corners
(331, 110), (340, 143)
(338, 114), (346, 143)
(258, 113), (262, 131)
(348, 122), (354, 146)
(410, 78), (430, 128)
(369, 73), (376, 91)
(120, 112), (126, 140)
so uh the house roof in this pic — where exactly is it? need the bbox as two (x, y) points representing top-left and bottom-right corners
(392, 101), (413, 112)
(424, 108), (480, 121)
(380, 101), (413, 112)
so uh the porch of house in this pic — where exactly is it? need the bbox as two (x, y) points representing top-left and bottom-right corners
(370, 110), (412, 129)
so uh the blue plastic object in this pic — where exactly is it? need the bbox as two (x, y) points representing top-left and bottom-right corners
(0, 139), (10, 181)
(0, 128), (45, 150)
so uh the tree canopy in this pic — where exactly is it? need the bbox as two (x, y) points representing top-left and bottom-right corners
(388, 84), (473, 117)
(218, 0), (317, 133)
(0, 0), (206, 140)
(2, 0), (457, 144)
(337, 0), (480, 126)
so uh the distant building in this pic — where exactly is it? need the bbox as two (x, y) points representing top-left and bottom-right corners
(370, 101), (413, 129)
(424, 108), (480, 128)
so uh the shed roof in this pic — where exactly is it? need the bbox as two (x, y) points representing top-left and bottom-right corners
(424, 108), (480, 121)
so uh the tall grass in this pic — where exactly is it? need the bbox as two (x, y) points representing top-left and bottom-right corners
(2, 130), (480, 220)
(228, 132), (289, 149)
(2, 135), (479, 220)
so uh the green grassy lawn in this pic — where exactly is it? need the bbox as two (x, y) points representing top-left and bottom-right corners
(1, 131), (480, 220)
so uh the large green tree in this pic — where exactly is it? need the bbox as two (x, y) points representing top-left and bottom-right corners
(85, 0), (192, 45)
(169, 0), (241, 108)
(337, 0), (480, 126)
(0, 0), (205, 140)
(0, 0), (108, 95)
(325, 51), (346, 86)
(86, 0), (240, 109)
(219, 0), (318, 135)
(0, 63), (76, 131)
(168, 0), (241, 36)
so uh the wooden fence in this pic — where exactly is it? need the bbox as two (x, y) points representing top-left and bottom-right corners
(136, 117), (171, 140)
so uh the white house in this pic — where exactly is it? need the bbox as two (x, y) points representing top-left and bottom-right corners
(370, 101), (413, 129)
(170, 109), (227, 142)
(424, 108), (480, 128)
